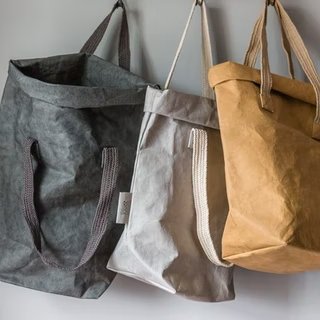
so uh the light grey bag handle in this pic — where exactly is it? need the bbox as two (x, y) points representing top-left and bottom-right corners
(189, 129), (232, 268)
(22, 138), (119, 271)
(164, 0), (215, 100)
(80, 0), (130, 70)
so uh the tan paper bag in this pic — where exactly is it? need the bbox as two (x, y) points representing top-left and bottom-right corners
(209, 0), (320, 274)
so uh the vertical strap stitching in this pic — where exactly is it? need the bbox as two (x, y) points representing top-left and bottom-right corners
(190, 129), (232, 268)
(22, 138), (119, 271)
(274, 1), (320, 127)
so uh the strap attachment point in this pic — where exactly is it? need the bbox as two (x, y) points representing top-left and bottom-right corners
(196, 0), (204, 6)
(115, 0), (124, 8)
(267, 0), (275, 6)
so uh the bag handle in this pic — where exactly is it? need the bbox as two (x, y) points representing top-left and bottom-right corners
(23, 138), (119, 271)
(249, 0), (320, 139)
(164, 0), (214, 100)
(244, 6), (295, 79)
(189, 129), (232, 268)
(80, 0), (130, 71)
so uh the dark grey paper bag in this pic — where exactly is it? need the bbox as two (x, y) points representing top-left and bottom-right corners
(0, 0), (152, 299)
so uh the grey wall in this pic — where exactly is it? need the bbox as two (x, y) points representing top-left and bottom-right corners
(0, 0), (319, 319)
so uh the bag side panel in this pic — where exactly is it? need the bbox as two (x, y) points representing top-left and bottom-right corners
(215, 76), (320, 273)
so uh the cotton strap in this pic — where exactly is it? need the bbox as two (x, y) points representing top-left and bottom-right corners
(164, 0), (214, 100)
(244, 8), (294, 79)
(246, 0), (320, 139)
(189, 129), (232, 268)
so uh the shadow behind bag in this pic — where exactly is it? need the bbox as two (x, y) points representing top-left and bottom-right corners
(209, 0), (320, 273)
(0, 0), (152, 298)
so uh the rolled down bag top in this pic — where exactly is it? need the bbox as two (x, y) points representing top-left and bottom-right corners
(108, 0), (234, 302)
(0, 0), (153, 298)
(209, 0), (320, 273)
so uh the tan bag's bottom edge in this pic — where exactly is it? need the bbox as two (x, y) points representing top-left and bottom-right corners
(224, 244), (320, 274)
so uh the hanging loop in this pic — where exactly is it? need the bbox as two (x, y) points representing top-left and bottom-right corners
(196, 0), (204, 6)
(116, 0), (124, 8)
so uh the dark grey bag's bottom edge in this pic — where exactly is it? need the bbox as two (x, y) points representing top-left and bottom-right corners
(0, 273), (117, 299)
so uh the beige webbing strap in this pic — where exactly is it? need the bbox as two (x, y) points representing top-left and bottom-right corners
(274, 3), (295, 79)
(244, 12), (264, 68)
(250, 0), (320, 139)
(244, 8), (294, 79)
(260, 2), (274, 112)
(189, 129), (232, 268)
(274, 0), (320, 139)
(164, 0), (214, 101)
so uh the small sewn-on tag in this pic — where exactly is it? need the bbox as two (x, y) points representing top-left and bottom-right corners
(116, 192), (132, 224)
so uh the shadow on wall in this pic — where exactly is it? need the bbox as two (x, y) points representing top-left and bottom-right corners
(235, 267), (320, 309)
(286, 6), (320, 82)
(110, 268), (295, 304)
(101, 266), (320, 316)
(286, 6), (320, 59)
(131, 8), (157, 84)
(236, 268), (293, 305)
(207, 7), (230, 65)
(204, 3), (320, 83)
(135, 6), (232, 90)
(108, 268), (291, 303)
(97, 9), (124, 66)
(97, 7), (157, 85)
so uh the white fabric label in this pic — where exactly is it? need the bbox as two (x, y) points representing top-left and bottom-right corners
(116, 192), (132, 224)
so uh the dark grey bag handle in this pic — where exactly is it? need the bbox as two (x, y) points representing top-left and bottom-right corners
(80, 0), (130, 70)
(22, 138), (119, 271)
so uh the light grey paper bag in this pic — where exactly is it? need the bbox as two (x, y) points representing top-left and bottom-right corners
(108, 0), (234, 302)
(0, 0), (153, 299)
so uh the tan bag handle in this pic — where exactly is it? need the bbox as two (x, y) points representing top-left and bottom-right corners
(248, 0), (320, 139)
(244, 7), (294, 79)
(164, 0), (214, 100)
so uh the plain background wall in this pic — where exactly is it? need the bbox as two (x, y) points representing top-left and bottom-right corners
(0, 0), (319, 319)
